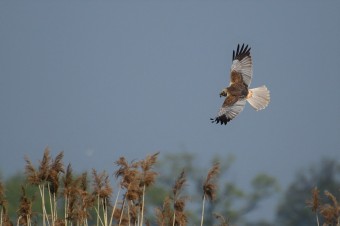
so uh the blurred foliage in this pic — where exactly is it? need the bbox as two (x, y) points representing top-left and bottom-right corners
(1, 172), (42, 223)
(276, 158), (340, 226)
(145, 152), (279, 226)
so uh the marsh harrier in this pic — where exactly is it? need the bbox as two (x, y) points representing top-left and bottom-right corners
(211, 44), (270, 125)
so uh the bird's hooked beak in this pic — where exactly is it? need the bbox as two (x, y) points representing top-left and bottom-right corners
(219, 89), (227, 98)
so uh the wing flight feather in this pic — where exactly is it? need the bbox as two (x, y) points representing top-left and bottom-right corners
(210, 98), (246, 125)
(230, 44), (253, 86)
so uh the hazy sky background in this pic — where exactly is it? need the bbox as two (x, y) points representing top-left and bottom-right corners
(1, 0), (340, 221)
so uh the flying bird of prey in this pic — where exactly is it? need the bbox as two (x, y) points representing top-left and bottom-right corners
(210, 44), (270, 125)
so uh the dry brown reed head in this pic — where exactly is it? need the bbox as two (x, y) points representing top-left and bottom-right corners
(173, 210), (187, 226)
(54, 219), (66, 226)
(78, 172), (94, 208)
(79, 172), (88, 192)
(324, 190), (339, 211)
(174, 198), (186, 212)
(203, 162), (220, 201)
(140, 152), (159, 187)
(0, 181), (12, 226)
(38, 147), (52, 182)
(0, 181), (6, 206)
(18, 186), (33, 225)
(112, 207), (129, 226)
(63, 163), (73, 197)
(173, 170), (186, 198)
(1, 214), (12, 226)
(25, 148), (65, 191)
(92, 169), (113, 200)
(128, 202), (139, 224)
(24, 156), (40, 185)
(115, 157), (140, 189)
(307, 186), (320, 213)
(172, 170), (187, 226)
(213, 213), (229, 226)
(66, 172), (95, 224)
(114, 157), (129, 178)
(320, 190), (340, 224)
(47, 151), (65, 194)
(320, 204), (337, 225)
(141, 152), (159, 172)
(155, 196), (173, 226)
(125, 180), (142, 201)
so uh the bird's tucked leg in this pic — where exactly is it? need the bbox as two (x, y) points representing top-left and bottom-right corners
(246, 90), (253, 99)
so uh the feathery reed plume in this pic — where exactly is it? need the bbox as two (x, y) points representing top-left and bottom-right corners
(172, 170), (187, 226)
(114, 156), (143, 225)
(48, 151), (65, 224)
(139, 152), (159, 226)
(92, 169), (112, 226)
(63, 164), (73, 192)
(173, 171), (186, 199)
(203, 162), (220, 201)
(320, 204), (337, 225)
(140, 152), (159, 187)
(17, 186), (33, 226)
(25, 149), (65, 226)
(25, 150), (51, 226)
(47, 151), (64, 195)
(63, 163), (73, 226)
(321, 190), (340, 225)
(0, 180), (6, 208)
(65, 172), (94, 226)
(213, 213), (229, 226)
(114, 157), (130, 180)
(0, 182), (12, 226)
(155, 196), (173, 226)
(0, 181), (12, 226)
(92, 169), (112, 200)
(24, 156), (40, 186)
(324, 190), (339, 212)
(201, 162), (220, 226)
(306, 187), (320, 226)
(78, 172), (95, 226)
(38, 147), (51, 182)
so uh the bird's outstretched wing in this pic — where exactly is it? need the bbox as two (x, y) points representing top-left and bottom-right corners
(230, 44), (252, 86)
(210, 96), (247, 125)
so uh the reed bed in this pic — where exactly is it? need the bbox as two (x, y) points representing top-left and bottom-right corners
(0, 148), (224, 226)
(307, 187), (340, 226)
(1, 148), (337, 225)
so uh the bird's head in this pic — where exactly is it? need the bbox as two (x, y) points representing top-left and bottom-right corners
(219, 88), (228, 98)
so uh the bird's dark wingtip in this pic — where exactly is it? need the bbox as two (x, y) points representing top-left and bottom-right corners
(210, 116), (230, 125)
(234, 43), (251, 61)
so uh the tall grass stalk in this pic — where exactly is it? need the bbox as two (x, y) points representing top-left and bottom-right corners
(118, 197), (126, 226)
(64, 196), (68, 226)
(47, 183), (57, 225)
(94, 206), (104, 226)
(0, 208), (3, 226)
(96, 195), (101, 226)
(200, 194), (206, 226)
(127, 201), (131, 226)
(102, 198), (108, 226)
(140, 184), (146, 226)
(38, 184), (49, 226)
(109, 187), (121, 226)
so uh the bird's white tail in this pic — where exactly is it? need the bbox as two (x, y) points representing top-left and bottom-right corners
(246, 85), (270, 111)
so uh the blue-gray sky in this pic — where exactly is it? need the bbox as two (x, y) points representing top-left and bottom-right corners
(1, 0), (340, 221)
